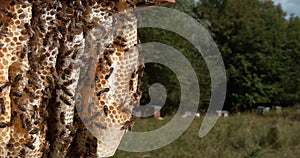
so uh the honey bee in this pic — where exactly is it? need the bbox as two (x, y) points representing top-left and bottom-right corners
(12, 91), (22, 97)
(0, 98), (5, 114)
(82, 112), (101, 124)
(0, 122), (7, 128)
(9, 1), (15, 6)
(105, 67), (114, 80)
(25, 23), (34, 37)
(96, 88), (110, 97)
(29, 128), (38, 135)
(63, 79), (75, 86)
(41, 141), (50, 153)
(32, 64), (39, 72)
(18, 105), (26, 112)
(64, 50), (72, 57)
(61, 85), (73, 97)
(19, 148), (26, 157)
(14, 74), (23, 82)
(60, 130), (66, 137)
(20, 52), (26, 59)
(60, 112), (66, 124)
(40, 54), (47, 61)
(136, 64), (144, 77)
(94, 122), (107, 129)
(29, 91), (37, 99)
(131, 71), (136, 79)
(46, 76), (53, 83)
(60, 95), (72, 106)
(12, 110), (17, 117)
(120, 116), (135, 132)
(6, 142), (13, 148)
(118, 98), (126, 109)
(32, 74), (39, 82)
(55, 101), (62, 108)
(129, 80), (133, 91)
(66, 124), (77, 136)
(103, 105), (109, 116)
(25, 141), (35, 150)
(0, 82), (10, 93)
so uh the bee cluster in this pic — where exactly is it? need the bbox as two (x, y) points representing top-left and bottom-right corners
(0, 0), (174, 157)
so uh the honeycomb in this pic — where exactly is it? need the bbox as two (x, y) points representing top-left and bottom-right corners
(0, 0), (175, 157)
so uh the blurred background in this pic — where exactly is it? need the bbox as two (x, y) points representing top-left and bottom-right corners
(115, 0), (300, 157)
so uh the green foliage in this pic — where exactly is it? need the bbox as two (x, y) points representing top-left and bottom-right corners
(194, 0), (300, 110)
(139, 0), (300, 113)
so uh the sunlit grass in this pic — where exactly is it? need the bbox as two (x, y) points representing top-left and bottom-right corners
(114, 109), (300, 158)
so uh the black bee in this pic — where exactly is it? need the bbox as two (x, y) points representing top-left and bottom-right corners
(82, 112), (101, 124)
(20, 51), (26, 59)
(41, 141), (50, 153)
(0, 98), (5, 114)
(0, 122), (7, 128)
(14, 74), (22, 83)
(9, 1), (15, 6)
(12, 91), (22, 97)
(0, 82), (10, 93)
(61, 85), (73, 97)
(19, 148), (26, 157)
(96, 88), (109, 97)
(32, 74), (39, 82)
(12, 110), (17, 117)
(59, 95), (72, 106)
(117, 35), (127, 42)
(120, 117), (135, 132)
(29, 129), (38, 135)
(46, 76), (53, 83)
(18, 105), (26, 112)
(66, 124), (77, 136)
(60, 112), (65, 124)
(32, 64), (39, 72)
(64, 50), (72, 57)
(6, 143), (13, 148)
(105, 68), (114, 80)
(40, 54), (47, 61)
(103, 105), (108, 116)
(63, 79), (75, 86)
(94, 122), (107, 129)
(55, 101), (62, 108)
(129, 80), (134, 91)
(24, 23), (34, 37)
(131, 71), (136, 79)
(25, 142), (35, 150)
(1, 30), (8, 36)
(29, 91), (36, 99)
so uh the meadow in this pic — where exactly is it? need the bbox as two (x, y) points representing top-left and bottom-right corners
(114, 108), (300, 158)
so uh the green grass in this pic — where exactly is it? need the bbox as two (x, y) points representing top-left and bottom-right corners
(114, 109), (300, 158)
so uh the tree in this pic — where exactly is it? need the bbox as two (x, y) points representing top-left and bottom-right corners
(195, 0), (293, 111)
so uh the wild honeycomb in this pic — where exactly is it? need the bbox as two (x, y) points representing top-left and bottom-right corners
(0, 0), (175, 157)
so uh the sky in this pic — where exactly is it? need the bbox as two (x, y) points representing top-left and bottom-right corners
(194, 0), (300, 17)
(272, 0), (300, 16)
